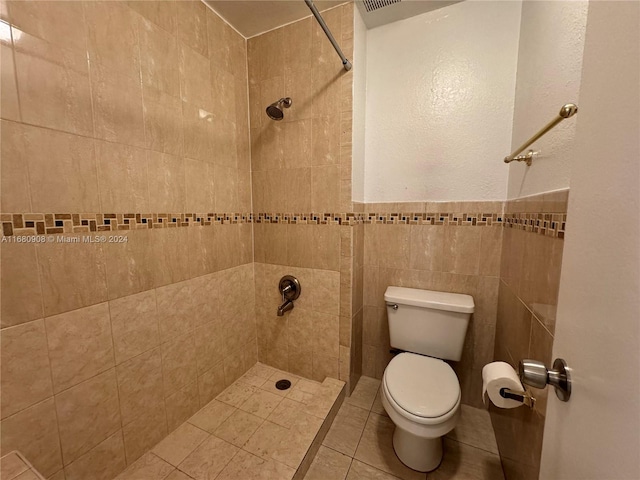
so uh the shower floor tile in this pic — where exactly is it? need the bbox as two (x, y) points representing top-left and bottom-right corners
(114, 363), (345, 480)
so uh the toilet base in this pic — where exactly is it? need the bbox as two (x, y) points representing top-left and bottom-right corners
(392, 426), (443, 472)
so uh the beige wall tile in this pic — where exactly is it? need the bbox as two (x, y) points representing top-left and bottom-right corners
(11, 122), (99, 213)
(143, 85), (184, 156)
(313, 225), (340, 271)
(37, 239), (108, 317)
(8, 1), (85, 51)
(213, 165), (239, 212)
(95, 140), (149, 213)
(45, 303), (114, 393)
(442, 226), (482, 276)
(312, 354), (339, 383)
(0, 28), (20, 122)
(85, 1), (140, 80)
(184, 158), (215, 212)
(161, 333), (197, 397)
(90, 62), (145, 147)
(12, 28), (93, 136)
(207, 9), (235, 78)
(104, 230), (158, 300)
(179, 43), (212, 110)
(64, 431), (126, 480)
(1, 319), (53, 419)
(154, 227), (190, 286)
(55, 369), (121, 465)
(109, 290), (160, 365)
(0, 119), (30, 211)
(0, 398), (63, 477)
(479, 225), (503, 277)
(409, 225), (444, 272)
(147, 151), (186, 212)
(311, 165), (340, 212)
(177, 1), (208, 57)
(198, 364), (227, 405)
(312, 270), (341, 316)
(0, 242), (43, 327)
(116, 347), (164, 426)
(139, 17), (179, 98)
(182, 101), (215, 162)
(122, 403), (168, 465)
(165, 381), (200, 432)
(156, 280), (195, 343)
(127, 0), (177, 35)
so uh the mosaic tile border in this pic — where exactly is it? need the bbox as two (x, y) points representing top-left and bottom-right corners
(0, 211), (567, 238)
(503, 212), (567, 239)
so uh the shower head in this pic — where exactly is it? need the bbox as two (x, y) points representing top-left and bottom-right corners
(266, 97), (292, 121)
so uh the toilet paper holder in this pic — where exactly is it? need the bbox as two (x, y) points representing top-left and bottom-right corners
(499, 387), (536, 409)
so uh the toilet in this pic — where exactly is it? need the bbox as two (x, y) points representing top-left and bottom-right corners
(381, 286), (474, 472)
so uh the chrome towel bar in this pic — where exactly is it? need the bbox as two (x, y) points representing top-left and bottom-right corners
(504, 103), (578, 166)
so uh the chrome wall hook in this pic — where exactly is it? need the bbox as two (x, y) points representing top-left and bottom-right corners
(519, 358), (572, 402)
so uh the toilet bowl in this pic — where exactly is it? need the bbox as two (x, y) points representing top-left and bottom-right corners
(382, 286), (473, 472)
(381, 352), (461, 472)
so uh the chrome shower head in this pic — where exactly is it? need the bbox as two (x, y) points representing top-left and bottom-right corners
(266, 97), (292, 121)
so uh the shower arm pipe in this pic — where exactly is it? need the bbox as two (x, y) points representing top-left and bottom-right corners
(304, 0), (352, 71)
(504, 103), (578, 165)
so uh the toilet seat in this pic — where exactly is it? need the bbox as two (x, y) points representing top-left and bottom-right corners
(383, 352), (460, 425)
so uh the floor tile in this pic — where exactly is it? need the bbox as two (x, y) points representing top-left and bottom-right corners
(216, 383), (256, 408)
(1, 452), (28, 480)
(353, 413), (425, 480)
(245, 363), (278, 380)
(239, 389), (283, 419)
(164, 470), (193, 480)
(371, 388), (388, 417)
(243, 420), (288, 461)
(346, 459), (403, 480)
(345, 377), (380, 411)
(323, 403), (370, 456)
(305, 446), (352, 480)
(445, 405), (498, 454)
(214, 409), (264, 447)
(267, 398), (307, 428)
(114, 453), (174, 480)
(187, 399), (235, 434)
(151, 423), (209, 467)
(236, 374), (267, 388)
(260, 371), (301, 397)
(429, 439), (504, 480)
(178, 435), (239, 480)
(216, 450), (295, 480)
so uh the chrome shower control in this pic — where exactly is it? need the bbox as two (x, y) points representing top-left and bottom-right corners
(519, 358), (571, 402)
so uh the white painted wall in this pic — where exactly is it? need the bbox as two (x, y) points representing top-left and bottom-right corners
(540, 2), (640, 478)
(507, 1), (588, 199)
(363, 1), (521, 202)
(352, 5), (367, 203)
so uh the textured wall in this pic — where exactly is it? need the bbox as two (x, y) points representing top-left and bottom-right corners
(363, 1), (521, 202)
(507, 1), (588, 199)
(247, 4), (359, 389)
(0, 2), (255, 479)
(491, 190), (567, 480)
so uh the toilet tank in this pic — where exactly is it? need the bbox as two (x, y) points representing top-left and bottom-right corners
(384, 286), (474, 362)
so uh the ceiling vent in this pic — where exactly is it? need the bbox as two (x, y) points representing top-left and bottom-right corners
(362, 0), (402, 13)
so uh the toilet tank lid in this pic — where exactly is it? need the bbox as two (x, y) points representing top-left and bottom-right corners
(384, 286), (474, 313)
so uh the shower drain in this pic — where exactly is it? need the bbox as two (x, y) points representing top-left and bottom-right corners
(275, 379), (292, 390)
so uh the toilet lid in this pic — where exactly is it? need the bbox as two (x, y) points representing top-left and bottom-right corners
(384, 353), (460, 419)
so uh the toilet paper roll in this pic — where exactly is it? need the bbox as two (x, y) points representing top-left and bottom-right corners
(482, 362), (524, 409)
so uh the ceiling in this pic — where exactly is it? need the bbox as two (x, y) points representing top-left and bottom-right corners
(206, 0), (464, 38)
(205, 0), (348, 38)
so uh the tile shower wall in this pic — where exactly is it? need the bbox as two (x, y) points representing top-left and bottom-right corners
(491, 189), (568, 480)
(247, 4), (360, 390)
(0, 2), (255, 479)
(362, 201), (504, 409)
